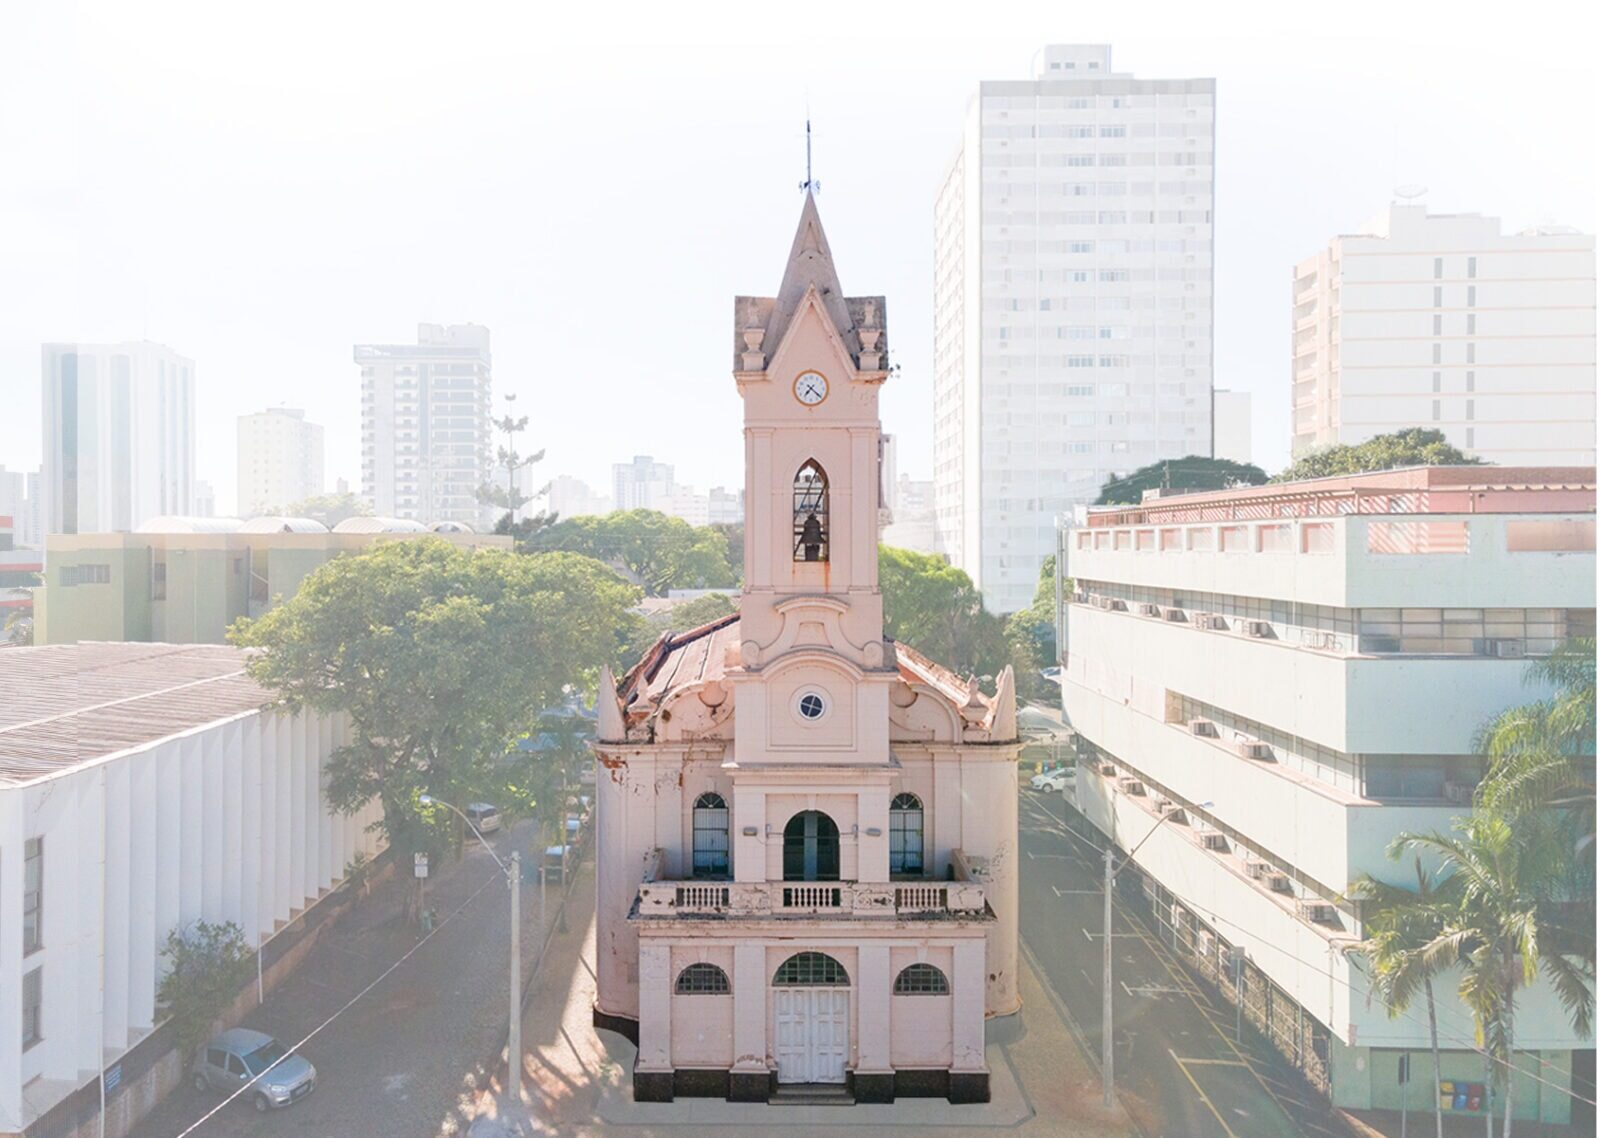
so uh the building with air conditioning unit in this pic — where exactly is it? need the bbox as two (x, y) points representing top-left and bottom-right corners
(593, 192), (1021, 1105)
(1056, 464), (1595, 1125)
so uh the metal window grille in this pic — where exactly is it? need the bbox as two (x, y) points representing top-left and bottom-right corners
(22, 968), (41, 1048)
(23, 838), (42, 954)
(691, 793), (729, 878)
(674, 963), (731, 995)
(772, 952), (850, 986)
(893, 963), (950, 995)
(793, 461), (829, 562)
(889, 793), (925, 876)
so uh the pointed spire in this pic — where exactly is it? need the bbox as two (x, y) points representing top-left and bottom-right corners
(766, 191), (855, 354)
(596, 664), (626, 742)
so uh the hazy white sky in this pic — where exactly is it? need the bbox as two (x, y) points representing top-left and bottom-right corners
(2, 0), (1594, 515)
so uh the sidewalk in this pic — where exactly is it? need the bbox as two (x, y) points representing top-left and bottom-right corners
(451, 862), (1133, 1138)
(135, 821), (556, 1138)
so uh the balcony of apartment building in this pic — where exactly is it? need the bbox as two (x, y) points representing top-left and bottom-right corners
(631, 844), (991, 926)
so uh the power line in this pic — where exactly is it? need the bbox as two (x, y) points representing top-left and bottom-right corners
(1023, 795), (1596, 1108)
(169, 863), (506, 1137)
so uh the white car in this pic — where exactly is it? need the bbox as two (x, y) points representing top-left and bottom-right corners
(1029, 767), (1076, 792)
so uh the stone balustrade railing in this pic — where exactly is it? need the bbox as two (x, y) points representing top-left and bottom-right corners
(636, 871), (986, 919)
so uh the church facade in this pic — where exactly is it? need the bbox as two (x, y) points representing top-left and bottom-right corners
(592, 193), (1020, 1105)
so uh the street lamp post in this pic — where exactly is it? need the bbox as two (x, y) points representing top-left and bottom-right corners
(1101, 799), (1213, 1109)
(420, 795), (522, 1109)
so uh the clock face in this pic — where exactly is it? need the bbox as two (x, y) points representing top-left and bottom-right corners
(794, 371), (828, 406)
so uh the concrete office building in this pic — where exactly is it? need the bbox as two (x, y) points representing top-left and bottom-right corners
(1291, 205), (1596, 466)
(0, 642), (384, 1136)
(1057, 465), (1596, 1124)
(236, 408), (325, 518)
(612, 456), (676, 512)
(356, 323), (492, 527)
(34, 517), (510, 646)
(934, 43), (1216, 613)
(40, 342), (196, 535)
(539, 475), (613, 520)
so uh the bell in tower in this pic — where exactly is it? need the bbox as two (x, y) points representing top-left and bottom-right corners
(793, 460), (828, 562)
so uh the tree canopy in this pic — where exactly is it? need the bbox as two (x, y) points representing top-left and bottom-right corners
(879, 546), (1007, 678)
(1005, 554), (1064, 698)
(273, 491), (372, 528)
(526, 509), (738, 596)
(1273, 428), (1481, 483)
(1095, 456), (1267, 506)
(231, 538), (638, 852)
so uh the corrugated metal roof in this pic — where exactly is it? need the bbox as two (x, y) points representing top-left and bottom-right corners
(0, 643), (271, 785)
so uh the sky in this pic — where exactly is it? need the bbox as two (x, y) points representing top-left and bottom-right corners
(2, 0), (1594, 516)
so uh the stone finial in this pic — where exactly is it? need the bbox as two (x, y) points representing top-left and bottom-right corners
(741, 300), (766, 371)
(858, 300), (882, 369)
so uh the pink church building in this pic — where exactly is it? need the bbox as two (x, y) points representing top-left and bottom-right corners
(592, 193), (1021, 1105)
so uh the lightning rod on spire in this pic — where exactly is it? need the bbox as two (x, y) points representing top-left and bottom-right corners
(799, 116), (820, 195)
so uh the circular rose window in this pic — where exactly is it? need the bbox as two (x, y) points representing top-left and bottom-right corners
(797, 692), (826, 721)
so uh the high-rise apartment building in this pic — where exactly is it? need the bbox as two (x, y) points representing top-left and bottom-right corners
(237, 407), (325, 517)
(935, 44), (1215, 613)
(612, 455), (675, 511)
(0, 467), (40, 549)
(1057, 465), (1596, 1125)
(40, 341), (196, 534)
(540, 475), (613, 520)
(1292, 205), (1596, 465)
(355, 323), (492, 527)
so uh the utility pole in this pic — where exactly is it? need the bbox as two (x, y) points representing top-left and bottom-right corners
(509, 850), (522, 1108)
(1102, 801), (1213, 1111)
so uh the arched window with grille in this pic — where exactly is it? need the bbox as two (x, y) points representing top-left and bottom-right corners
(675, 963), (731, 994)
(793, 460), (829, 562)
(772, 951), (850, 986)
(692, 792), (729, 878)
(889, 792), (924, 876)
(892, 963), (950, 995)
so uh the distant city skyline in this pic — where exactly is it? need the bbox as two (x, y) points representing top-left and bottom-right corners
(2, 6), (1594, 524)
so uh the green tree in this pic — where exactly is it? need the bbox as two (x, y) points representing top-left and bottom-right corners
(275, 491), (372, 528)
(476, 393), (545, 529)
(1476, 638), (1596, 830)
(1095, 456), (1267, 506)
(1274, 428), (1482, 483)
(1352, 858), (1451, 1138)
(3, 606), (33, 646)
(711, 521), (745, 582)
(1386, 813), (1595, 1136)
(231, 539), (638, 871)
(158, 920), (255, 1054)
(879, 546), (1006, 677)
(1005, 555), (1065, 699)
(530, 510), (737, 596)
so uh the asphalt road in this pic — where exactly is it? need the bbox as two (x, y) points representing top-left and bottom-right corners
(132, 822), (547, 1138)
(1018, 787), (1344, 1138)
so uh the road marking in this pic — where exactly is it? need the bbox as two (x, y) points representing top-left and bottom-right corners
(1170, 1056), (1250, 1067)
(1052, 885), (1100, 896)
(1122, 981), (1188, 998)
(1082, 927), (1139, 940)
(1169, 1049), (1241, 1138)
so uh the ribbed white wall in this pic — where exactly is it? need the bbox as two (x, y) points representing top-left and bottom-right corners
(0, 707), (382, 1132)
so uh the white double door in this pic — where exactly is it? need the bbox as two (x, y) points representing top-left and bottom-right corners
(773, 987), (850, 1084)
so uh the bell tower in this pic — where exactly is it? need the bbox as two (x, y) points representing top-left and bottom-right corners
(731, 191), (890, 671)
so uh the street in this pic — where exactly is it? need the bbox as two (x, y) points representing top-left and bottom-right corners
(1018, 787), (1339, 1138)
(133, 821), (558, 1138)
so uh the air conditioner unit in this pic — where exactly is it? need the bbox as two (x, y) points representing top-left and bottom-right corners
(1298, 901), (1337, 924)
(1266, 872), (1294, 894)
(1244, 860), (1269, 880)
(1243, 620), (1272, 638)
(1154, 795), (1175, 812)
(1235, 740), (1274, 761)
(1444, 781), (1475, 805)
(1162, 607), (1187, 622)
(1198, 832), (1230, 852)
(1487, 638), (1526, 659)
(1136, 602), (1158, 617)
(1097, 761), (1118, 776)
(1195, 930), (1216, 957)
(1192, 611), (1214, 629)
(1187, 718), (1218, 738)
(1108, 598), (1128, 612)
(1117, 777), (1146, 797)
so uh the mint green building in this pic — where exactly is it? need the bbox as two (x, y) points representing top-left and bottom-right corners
(36, 516), (509, 645)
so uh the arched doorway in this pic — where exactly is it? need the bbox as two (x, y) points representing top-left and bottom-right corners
(772, 952), (850, 1084)
(782, 811), (840, 882)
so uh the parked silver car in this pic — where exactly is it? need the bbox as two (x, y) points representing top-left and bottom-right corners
(191, 1028), (316, 1111)
(465, 802), (502, 834)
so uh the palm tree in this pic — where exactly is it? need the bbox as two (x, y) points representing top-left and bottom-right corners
(1353, 857), (1449, 1138)
(1476, 637), (1595, 831)
(1388, 812), (1595, 1137)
